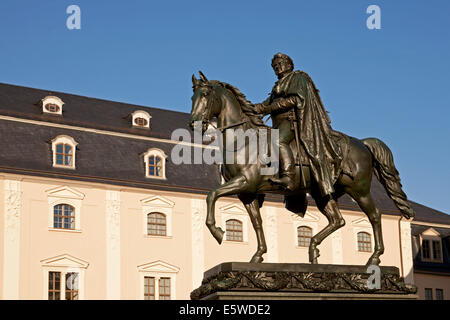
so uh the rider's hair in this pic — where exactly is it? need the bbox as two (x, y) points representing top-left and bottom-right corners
(272, 53), (294, 71)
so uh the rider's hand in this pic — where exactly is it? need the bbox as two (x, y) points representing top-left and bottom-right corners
(254, 103), (267, 114)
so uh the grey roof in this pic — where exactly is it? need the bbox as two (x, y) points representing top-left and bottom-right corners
(0, 82), (449, 225)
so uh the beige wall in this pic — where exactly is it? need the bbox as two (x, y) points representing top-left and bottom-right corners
(414, 273), (450, 300)
(0, 172), (419, 299)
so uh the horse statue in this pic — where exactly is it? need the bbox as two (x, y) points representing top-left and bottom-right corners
(189, 72), (414, 266)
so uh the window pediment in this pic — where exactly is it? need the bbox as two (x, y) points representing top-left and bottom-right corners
(220, 204), (246, 215)
(137, 260), (179, 273)
(141, 195), (174, 208)
(46, 186), (85, 200)
(41, 254), (89, 269)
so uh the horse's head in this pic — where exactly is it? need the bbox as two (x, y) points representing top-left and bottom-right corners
(189, 71), (221, 133)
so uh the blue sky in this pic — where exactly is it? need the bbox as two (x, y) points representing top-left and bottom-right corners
(1, 0), (449, 214)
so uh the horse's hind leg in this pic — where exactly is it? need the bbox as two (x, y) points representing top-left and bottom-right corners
(352, 193), (384, 266)
(239, 194), (267, 263)
(206, 175), (248, 244)
(309, 195), (346, 264)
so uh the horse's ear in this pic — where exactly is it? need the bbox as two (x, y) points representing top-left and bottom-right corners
(192, 74), (199, 87)
(199, 71), (208, 82)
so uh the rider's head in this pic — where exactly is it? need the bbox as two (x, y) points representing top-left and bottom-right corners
(271, 53), (294, 79)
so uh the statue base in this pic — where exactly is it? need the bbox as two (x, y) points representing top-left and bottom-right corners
(190, 262), (417, 300)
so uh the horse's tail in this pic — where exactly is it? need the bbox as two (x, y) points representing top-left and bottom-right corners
(362, 138), (414, 219)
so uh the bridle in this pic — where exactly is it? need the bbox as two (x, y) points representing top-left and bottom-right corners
(195, 83), (249, 132)
(194, 82), (271, 133)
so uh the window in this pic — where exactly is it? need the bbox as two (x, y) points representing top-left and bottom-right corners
(65, 273), (79, 300)
(46, 186), (84, 232)
(422, 239), (431, 259)
(48, 271), (79, 300)
(297, 226), (312, 247)
(53, 204), (75, 230)
(131, 110), (151, 129)
(159, 278), (171, 300)
(144, 277), (155, 300)
(357, 232), (372, 252)
(55, 143), (73, 166)
(48, 271), (61, 300)
(41, 254), (88, 300)
(226, 219), (243, 242)
(421, 238), (442, 262)
(141, 195), (174, 237)
(41, 96), (64, 115)
(51, 135), (78, 169)
(147, 212), (166, 236)
(148, 155), (163, 177)
(436, 289), (444, 300)
(45, 103), (60, 113)
(135, 117), (148, 127)
(432, 240), (442, 260)
(425, 288), (433, 300)
(143, 148), (168, 179)
(138, 260), (179, 300)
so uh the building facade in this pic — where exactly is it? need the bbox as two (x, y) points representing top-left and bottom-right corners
(0, 83), (449, 299)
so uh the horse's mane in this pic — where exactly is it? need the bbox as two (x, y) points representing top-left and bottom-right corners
(209, 80), (266, 127)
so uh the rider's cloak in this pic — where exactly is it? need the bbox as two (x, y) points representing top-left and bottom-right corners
(272, 70), (342, 197)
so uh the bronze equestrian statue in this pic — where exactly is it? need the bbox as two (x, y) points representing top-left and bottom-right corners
(189, 53), (414, 266)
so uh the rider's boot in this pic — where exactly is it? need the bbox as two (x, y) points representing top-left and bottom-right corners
(269, 141), (296, 191)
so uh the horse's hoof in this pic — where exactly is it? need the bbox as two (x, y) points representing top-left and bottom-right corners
(311, 258), (318, 264)
(250, 255), (264, 263)
(366, 256), (381, 266)
(213, 227), (225, 244)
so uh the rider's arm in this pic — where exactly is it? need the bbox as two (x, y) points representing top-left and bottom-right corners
(259, 95), (302, 114)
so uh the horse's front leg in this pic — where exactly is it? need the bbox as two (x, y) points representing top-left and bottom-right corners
(239, 194), (267, 263)
(206, 175), (249, 244)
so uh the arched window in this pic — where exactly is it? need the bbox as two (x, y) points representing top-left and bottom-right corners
(55, 143), (73, 166)
(147, 212), (167, 236)
(357, 232), (372, 252)
(53, 204), (75, 230)
(297, 226), (312, 247)
(51, 135), (78, 169)
(143, 148), (168, 179)
(226, 219), (243, 242)
(148, 155), (163, 177)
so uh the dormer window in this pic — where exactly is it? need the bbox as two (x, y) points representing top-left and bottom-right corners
(51, 135), (78, 169)
(41, 96), (64, 115)
(419, 228), (443, 263)
(143, 148), (167, 179)
(132, 110), (151, 129)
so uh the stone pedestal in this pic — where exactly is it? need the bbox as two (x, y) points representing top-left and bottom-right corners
(191, 262), (417, 300)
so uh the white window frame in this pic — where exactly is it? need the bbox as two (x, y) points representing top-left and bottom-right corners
(131, 110), (151, 129)
(352, 218), (374, 253)
(143, 148), (168, 180)
(51, 135), (78, 169)
(220, 204), (248, 243)
(41, 254), (89, 300)
(140, 195), (174, 238)
(41, 96), (64, 115)
(291, 211), (319, 249)
(420, 234), (443, 263)
(46, 186), (84, 232)
(137, 260), (179, 300)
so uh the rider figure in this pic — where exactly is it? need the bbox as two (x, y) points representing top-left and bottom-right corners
(255, 53), (341, 197)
